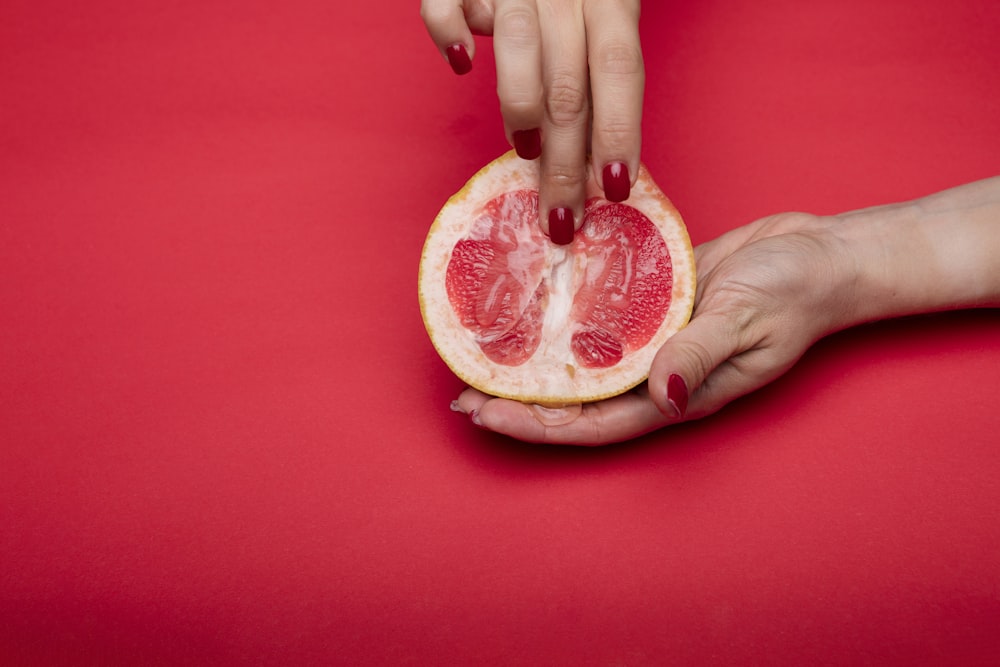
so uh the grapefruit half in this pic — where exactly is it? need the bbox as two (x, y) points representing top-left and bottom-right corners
(418, 151), (695, 405)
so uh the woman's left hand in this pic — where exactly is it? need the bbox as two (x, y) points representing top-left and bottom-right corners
(451, 212), (852, 444)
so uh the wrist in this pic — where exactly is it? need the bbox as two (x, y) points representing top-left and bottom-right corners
(827, 200), (925, 329)
(828, 177), (1000, 329)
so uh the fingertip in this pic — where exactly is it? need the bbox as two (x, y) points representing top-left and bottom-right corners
(454, 387), (489, 416)
(601, 161), (631, 202)
(538, 159), (588, 243)
(647, 368), (677, 419)
(665, 373), (689, 419)
(421, 1), (475, 74)
(512, 128), (542, 160)
(647, 328), (702, 420)
(446, 43), (473, 75)
(547, 207), (576, 245)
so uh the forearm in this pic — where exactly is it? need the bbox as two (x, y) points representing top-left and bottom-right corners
(831, 176), (1000, 330)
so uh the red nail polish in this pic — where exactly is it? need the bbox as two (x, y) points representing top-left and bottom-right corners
(667, 373), (688, 419)
(602, 162), (631, 203)
(513, 129), (541, 160)
(548, 208), (574, 245)
(446, 43), (472, 75)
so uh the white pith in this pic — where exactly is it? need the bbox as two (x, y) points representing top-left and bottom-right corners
(418, 151), (696, 405)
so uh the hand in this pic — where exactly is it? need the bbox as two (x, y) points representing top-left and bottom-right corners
(452, 212), (855, 444)
(420, 0), (645, 244)
(448, 175), (1000, 445)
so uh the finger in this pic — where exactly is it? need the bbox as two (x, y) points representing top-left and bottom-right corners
(537, 0), (589, 245)
(648, 302), (809, 421)
(454, 386), (669, 445)
(647, 311), (746, 422)
(493, 0), (544, 159)
(584, 0), (644, 203)
(421, 0), (476, 75)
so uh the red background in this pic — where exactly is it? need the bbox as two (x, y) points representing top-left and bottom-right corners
(2, 0), (999, 664)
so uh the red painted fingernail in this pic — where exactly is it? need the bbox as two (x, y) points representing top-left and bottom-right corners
(666, 373), (688, 419)
(446, 43), (472, 75)
(513, 129), (541, 160)
(602, 162), (631, 202)
(548, 208), (574, 245)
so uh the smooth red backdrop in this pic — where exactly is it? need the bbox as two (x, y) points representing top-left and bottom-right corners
(2, 0), (999, 664)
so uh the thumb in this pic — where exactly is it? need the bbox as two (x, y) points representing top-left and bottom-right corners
(647, 311), (744, 421)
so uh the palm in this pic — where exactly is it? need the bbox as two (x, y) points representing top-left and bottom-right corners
(679, 213), (838, 414)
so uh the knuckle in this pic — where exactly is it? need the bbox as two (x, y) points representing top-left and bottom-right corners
(500, 96), (542, 120)
(419, 2), (449, 27)
(593, 40), (644, 77)
(495, 5), (538, 44)
(597, 117), (636, 152)
(464, 2), (496, 33)
(684, 340), (718, 384)
(545, 163), (588, 189)
(585, 420), (606, 446)
(545, 73), (589, 125)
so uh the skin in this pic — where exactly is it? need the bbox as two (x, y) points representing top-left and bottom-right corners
(421, 4), (999, 444)
(420, 0), (644, 238)
(452, 176), (1000, 445)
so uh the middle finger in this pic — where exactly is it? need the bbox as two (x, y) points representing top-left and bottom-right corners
(537, 0), (589, 245)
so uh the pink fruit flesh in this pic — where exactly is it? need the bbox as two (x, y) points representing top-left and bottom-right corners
(444, 190), (672, 368)
(445, 191), (546, 366)
(570, 200), (673, 368)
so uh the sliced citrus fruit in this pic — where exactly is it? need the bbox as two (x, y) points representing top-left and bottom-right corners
(418, 151), (695, 406)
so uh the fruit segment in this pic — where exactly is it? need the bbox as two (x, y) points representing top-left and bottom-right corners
(570, 201), (673, 368)
(445, 191), (672, 370)
(445, 191), (546, 366)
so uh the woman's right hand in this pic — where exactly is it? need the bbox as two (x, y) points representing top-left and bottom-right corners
(420, 0), (645, 245)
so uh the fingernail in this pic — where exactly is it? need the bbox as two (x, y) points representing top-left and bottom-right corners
(530, 403), (582, 426)
(602, 162), (631, 202)
(446, 43), (472, 75)
(548, 207), (574, 245)
(469, 409), (487, 429)
(449, 399), (466, 414)
(513, 129), (541, 160)
(666, 373), (688, 419)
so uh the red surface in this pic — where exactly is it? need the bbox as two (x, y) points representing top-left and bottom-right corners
(2, 0), (999, 664)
